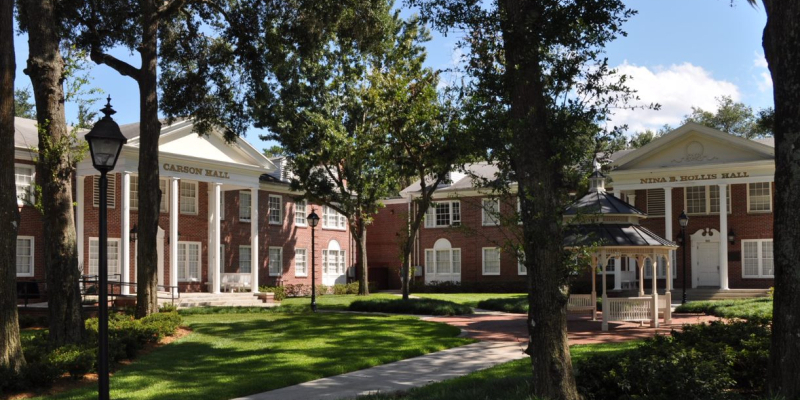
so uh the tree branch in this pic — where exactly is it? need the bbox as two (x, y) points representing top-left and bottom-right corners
(90, 49), (140, 80)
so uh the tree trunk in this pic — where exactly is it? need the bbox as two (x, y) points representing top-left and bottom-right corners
(0, 0), (25, 373)
(135, 0), (161, 318)
(355, 218), (369, 295)
(501, 1), (579, 399)
(763, 1), (800, 397)
(20, 0), (84, 347)
(402, 198), (428, 300)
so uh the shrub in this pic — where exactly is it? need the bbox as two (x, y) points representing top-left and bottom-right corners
(159, 302), (178, 313)
(317, 284), (329, 295)
(50, 345), (95, 380)
(17, 314), (48, 329)
(675, 298), (773, 322)
(333, 284), (348, 295)
(348, 298), (473, 316)
(21, 358), (63, 390)
(411, 280), (527, 293)
(346, 282), (360, 294)
(260, 285), (287, 301)
(477, 298), (528, 313)
(141, 311), (182, 340)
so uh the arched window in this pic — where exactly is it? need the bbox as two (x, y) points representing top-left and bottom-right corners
(322, 240), (346, 275)
(424, 239), (461, 282)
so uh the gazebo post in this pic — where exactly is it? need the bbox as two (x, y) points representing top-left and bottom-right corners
(601, 251), (608, 331)
(591, 256), (597, 321)
(651, 254), (659, 328)
(636, 255), (645, 297)
(665, 253), (672, 324)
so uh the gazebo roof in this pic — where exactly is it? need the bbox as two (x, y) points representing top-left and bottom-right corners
(563, 223), (677, 248)
(563, 190), (646, 217)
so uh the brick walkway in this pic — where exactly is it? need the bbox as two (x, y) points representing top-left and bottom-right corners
(424, 312), (720, 345)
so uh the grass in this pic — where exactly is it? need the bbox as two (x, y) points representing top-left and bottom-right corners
(413, 293), (526, 308)
(476, 297), (528, 313)
(355, 341), (640, 400)
(675, 297), (773, 321)
(37, 312), (472, 400)
(348, 298), (473, 316)
(280, 293), (401, 311)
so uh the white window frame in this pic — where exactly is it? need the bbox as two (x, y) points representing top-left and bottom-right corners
(179, 180), (198, 215)
(269, 194), (283, 225)
(239, 191), (251, 222)
(93, 174), (117, 209)
(89, 237), (121, 280)
(269, 247), (283, 276)
(643, 256), (676, 279)
(158, 178), (169, 213)
(16, 236), (34, 277)
(322, 205), (347, 230)
(177, 241), (202, 282)
(518, 253), (526, 275)
(14, 164), (35, 207)
(482, 247), (501, 276)
(424, 200), (461, 228)
(130, 175), (139, 210)
(482, 198), (500, 226)
(295, 248), (308, 277)
(295, 200), (307, 227)
(742, 239), (774, 278)
(239, 245), (252, 273)
(322, 248), (346, 274)
(424, 246), (461, 277)
(747, 182), (772, 213)
(683, 185), (731, 216)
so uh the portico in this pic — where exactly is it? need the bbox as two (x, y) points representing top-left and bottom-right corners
(75, 119), (275, 295)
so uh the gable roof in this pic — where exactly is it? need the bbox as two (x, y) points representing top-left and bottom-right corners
(400, 162), (503, 195)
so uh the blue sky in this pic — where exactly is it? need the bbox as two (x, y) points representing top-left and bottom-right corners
(13, 0), (770, 151)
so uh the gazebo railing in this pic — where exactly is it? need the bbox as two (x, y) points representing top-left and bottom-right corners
(604, 296), (653, 323)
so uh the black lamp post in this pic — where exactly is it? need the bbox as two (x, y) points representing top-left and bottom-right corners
(307, 209), (320, 312)
(84, 96), (127, 400)
(679, 211), (689, 305)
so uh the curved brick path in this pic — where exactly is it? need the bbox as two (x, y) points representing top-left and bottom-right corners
(424, 311), (720, 345)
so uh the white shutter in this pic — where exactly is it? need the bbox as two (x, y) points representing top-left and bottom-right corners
(93, 174), (117, 208)
(425, 249), (434, 273)
(452, 249), (461, 274)
(646, 189), (665, 216)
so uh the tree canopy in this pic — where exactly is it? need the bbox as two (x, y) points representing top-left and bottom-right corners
(682, 95), (772, 139)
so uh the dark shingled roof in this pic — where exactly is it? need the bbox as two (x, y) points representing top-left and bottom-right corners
(564, 191), (646, 216)
(564, 224), (677, 248)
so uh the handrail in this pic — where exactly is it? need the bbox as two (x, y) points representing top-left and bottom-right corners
(80, 275), (179, 306)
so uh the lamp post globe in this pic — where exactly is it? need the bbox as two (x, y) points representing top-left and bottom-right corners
(678, 211), (689, 305)
(307, 209), (320, 312)
(84, 96), (127, 400)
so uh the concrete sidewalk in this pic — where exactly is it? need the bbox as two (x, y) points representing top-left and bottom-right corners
(233, 341), (527, 400)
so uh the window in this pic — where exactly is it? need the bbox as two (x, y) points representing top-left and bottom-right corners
(295, 200), (307, 226)
(482, 198), (500, 226)
(16, 237), (34, 277)
(130, 175), (139, 209)
(239, 191), (251, 222)
(646, 189), (665, 216)
(482, 248), (501, 275)
(89, 238), (121, 280)
(93, 174), (117, 208)
(178, 181), (198, 214)
(322, 205), (347, 230)
(743, 239), (774, 278)
(239, 246), (251, 273)
(748, 182), (772, 212)
(684, 185), (731, 215)
(518, 253), (526, 275)
(269, 247), (283, 276)
(15, 165), (35, 206)
(295, 248), (307, 276)
(177, 242), (201, 281)
(424, 201), (461, 228)
(269, 195), (282, 225)
(159, 179), (169, 213)
(322, 249), (346, 274)
(424, 248), (461, 275)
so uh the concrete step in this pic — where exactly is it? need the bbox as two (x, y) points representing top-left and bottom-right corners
(177, 300), (276, 308)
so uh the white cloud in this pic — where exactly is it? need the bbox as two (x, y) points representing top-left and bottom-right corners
(752, 52), (773, 92)
(607, 62), (741, 134)
(753, 52), (768, 69)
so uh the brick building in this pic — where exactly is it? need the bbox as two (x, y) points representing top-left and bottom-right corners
(13, 117), (353, 295)
(368, 122), (776, 291)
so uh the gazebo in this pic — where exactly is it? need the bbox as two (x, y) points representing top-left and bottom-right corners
(564, 170), (679, 331)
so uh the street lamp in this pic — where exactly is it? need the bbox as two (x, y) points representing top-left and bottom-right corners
(307, 209), (320, 312)
(84, 96), (127, 400)
(679, 211), (689, 305)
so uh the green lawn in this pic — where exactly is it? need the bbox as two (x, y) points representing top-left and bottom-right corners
(355, 341), (639, 400)
(413, 293), (526, 308)
(675, 297), (772, 321)
(38, 312), (472, 400)
(280, 293), (401, 311)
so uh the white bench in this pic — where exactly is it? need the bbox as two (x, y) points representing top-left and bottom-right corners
(219, 273), (252, 292)
(567, 294), (597, 317)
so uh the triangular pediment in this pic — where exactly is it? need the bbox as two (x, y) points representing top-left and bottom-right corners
(613, 123), (774, 171)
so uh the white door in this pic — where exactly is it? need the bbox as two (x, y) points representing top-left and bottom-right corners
(157, 226), (165, 287)
(322, 240), (346, 286)
(696, 242), (720, 287)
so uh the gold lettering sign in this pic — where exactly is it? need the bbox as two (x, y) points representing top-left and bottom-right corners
(639, 171), (749, 185)
(163, 163), (231, 179)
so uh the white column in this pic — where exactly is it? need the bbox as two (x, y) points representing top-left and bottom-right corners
(250, 187), (259, 293)
(613, 257), (622, 290)
(664, 187), (675, 292)
(665, 254), (672, 324)
(637, 256), (645, 297)
(170, 177), (179, 295)
(628, 193), (637, 207)
(212, 183), (222, 294)
(600, 253), (609, 331)
(719, 183), (729, 290)
(121, 172), (131, 295)
(207, 186), (216, 292)
(76, 176), (85, 273)
(651, 256), (659, 328)
(591, 258), (597, 322)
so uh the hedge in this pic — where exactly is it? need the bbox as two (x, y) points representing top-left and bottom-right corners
(348, 298), (473, 316)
